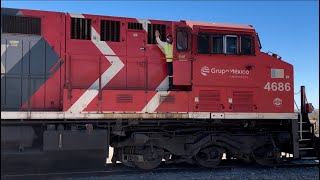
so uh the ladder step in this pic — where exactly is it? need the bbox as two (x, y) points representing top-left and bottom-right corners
(299, 139), (312, 141)
(299, 130), (311, 132)
(298, 121), (307, 123)
(299, 148), (315, 150)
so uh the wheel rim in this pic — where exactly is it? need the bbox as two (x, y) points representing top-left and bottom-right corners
(252, 145), (277, 166)
(133, 147), (164, 170)
(195, 146), (224, 168)
(119, 147), (135, 167)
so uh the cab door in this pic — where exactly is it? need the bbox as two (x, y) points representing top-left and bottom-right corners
(173, 23), (192, 86)
(126, 30), (146, 89)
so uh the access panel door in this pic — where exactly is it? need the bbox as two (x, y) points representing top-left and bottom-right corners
(173, 25), (193, 86)
(228, 87), (259, 113)
(1, 35), (62, 111)
(126, 31), (146, 89)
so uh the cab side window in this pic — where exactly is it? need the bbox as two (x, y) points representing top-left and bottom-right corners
(225, 35), (238, 54)
(197, 32), (255, 55)
(176, 30), (188, 51)
(212, 35), (223, 54)
(198, 34), (209, 54)
(241, 35), (253, 55)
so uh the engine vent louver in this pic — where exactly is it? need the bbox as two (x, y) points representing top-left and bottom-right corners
(116, 94), (133, 103)
(101, 20), (120, 42)
(147, 23), (166, 44)
(71, 17), (91, 40)
(2, 15), (41, 35)
(159, 95), (175, 104)
(233, 91), (254, 112)
(128, 22), (143, 30)
(199, 90), (221, 111)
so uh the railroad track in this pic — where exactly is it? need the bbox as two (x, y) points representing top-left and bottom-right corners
(1, 159), (319, 180)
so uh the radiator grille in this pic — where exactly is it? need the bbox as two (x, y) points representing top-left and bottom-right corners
(101, 20), (120, 42)
(159, 95), (175, 104)
(116, 94), (133, 103)
(2, 15), (41, 35)
(199, 90), (221, 111)
(71, 17), (91, 40)
(233, 91), (254, 112)
(147, 24), (166, 44)
(128, 22), (143, 30)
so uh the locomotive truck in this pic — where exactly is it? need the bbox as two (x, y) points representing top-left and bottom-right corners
(1, 7), (318, 171)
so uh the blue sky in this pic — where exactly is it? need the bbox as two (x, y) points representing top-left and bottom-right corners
(2, 0), (319, 109)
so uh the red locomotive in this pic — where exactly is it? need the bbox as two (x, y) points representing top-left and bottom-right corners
(1, 7), (318, 171)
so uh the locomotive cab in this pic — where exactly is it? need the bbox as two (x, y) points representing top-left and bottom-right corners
(172, 22), (193, 87)
(170, 21), (259, 93)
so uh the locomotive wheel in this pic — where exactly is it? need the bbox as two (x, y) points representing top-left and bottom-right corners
(133, 146), (164, 170)
(195, 146), (224, 168)
(119, 146), (135, 167)
(252, 145), (277, 166)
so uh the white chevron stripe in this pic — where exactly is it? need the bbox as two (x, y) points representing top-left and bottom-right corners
(90, 27), (116, 55)
(1, 63), (5, 79)
(141, 91), (171, 113)
(136, 18), (150, 32)
(141, 77), (171, 113)
(137, 19), (170, 113)
(156, 75), (169, 91)
(67, 26), (124, 113)
(1, 44), (9, 79)
(137, 18), (165, 54)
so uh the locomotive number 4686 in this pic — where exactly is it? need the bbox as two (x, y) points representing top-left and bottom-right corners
(264, 82), (291, 92)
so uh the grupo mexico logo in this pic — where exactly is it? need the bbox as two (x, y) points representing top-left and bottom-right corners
(200, 66), (250, 77)
(273, 98), (283, 107)
(201, 66), (210, 76)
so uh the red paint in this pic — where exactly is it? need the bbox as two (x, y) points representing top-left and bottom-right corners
(16, 8), (293, 114)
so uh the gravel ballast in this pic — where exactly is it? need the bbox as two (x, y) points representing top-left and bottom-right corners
(61, 166), (319, 180)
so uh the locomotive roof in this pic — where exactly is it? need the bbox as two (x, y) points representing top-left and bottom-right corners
(2, 7), (255, 32)
(185, 21), (254, 30)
